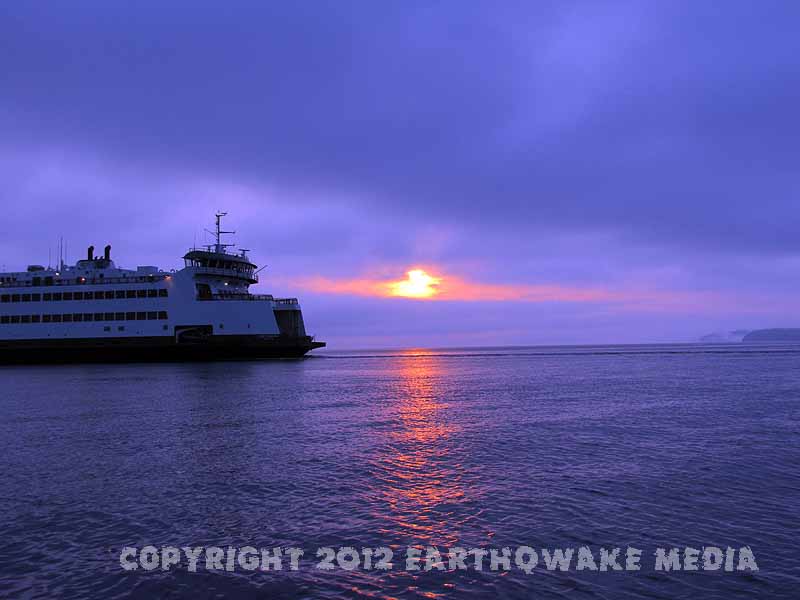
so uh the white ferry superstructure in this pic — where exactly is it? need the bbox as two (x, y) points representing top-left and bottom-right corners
(0, 213), (325, 363)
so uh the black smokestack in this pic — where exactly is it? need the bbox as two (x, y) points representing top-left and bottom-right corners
(87, 245), (94, 261)
(104, 245), (111, 260)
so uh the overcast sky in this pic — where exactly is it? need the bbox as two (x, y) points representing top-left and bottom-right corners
(1, 1), (799, 348)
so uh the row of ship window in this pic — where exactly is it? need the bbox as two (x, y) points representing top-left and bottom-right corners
(0, 289), (168, 303)
(0, 312), (168, 324)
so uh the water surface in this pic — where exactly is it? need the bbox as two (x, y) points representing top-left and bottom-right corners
(1, 344), (798, 598)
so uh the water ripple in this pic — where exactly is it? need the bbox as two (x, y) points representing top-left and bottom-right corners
(0, 347), (798, 598)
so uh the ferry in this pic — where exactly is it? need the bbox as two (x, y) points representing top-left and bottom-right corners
(0, 213), (325, 363)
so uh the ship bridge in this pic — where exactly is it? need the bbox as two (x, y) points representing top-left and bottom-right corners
(182, 250), (258, 284)
(182, 212), (260, 288)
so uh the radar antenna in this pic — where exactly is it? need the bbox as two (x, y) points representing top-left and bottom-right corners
(204, 212), (236, 254)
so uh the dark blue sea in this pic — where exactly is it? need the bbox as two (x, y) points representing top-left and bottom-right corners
(1, 344), (799, 599)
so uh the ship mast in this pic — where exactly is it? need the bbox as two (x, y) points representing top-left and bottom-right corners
(206, 212), (235, 254)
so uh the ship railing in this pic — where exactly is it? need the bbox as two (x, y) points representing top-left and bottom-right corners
(190, 266), (258, 283)
(204, 294), (298, 305)
(207, 293), (274, 301)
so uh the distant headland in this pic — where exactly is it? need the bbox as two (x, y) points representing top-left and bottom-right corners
(742, 329), (800, 342)
(700, 329), (800, 343)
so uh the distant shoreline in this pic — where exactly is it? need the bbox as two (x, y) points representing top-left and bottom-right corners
(742, 328), (800, 342)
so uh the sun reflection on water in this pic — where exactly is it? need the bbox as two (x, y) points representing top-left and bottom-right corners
(370, 354), (469, 548)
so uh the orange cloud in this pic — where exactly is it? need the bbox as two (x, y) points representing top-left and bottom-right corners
(286, 267), (796, 316)
(298, 268), (625, 303)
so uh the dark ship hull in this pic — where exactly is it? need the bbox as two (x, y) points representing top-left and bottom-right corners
(0, 334), (325, 364)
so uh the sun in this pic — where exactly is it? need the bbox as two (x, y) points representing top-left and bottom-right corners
(388, 269), (442, 299)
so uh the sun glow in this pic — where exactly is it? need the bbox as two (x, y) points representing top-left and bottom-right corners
(299, 266), (711, 308)
(387, 269), (442, 299)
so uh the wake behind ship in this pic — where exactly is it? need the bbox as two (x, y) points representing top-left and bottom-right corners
(0, 214), (325, 363)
